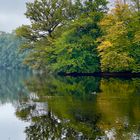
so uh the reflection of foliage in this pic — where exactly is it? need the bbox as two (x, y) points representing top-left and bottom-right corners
(16, 102), (101, 140)
(25, 114), (93, 140)
(0, 70), (31, 104)
(98, 78), (140, 121)
(16, 103), (35, 121)
(16, 75), (103, 139)
(15, 75), (140, 139)
(97, 78), (140, 139)
(25, 75), (101, 100)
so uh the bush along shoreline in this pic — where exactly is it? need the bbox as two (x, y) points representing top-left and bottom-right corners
(58, 72), (140, 78)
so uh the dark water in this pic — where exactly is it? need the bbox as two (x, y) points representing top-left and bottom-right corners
(0, 70), (140, 140)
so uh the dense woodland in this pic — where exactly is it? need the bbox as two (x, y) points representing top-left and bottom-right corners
(15, 0), (140, 73)
(0, 31), (27, 69)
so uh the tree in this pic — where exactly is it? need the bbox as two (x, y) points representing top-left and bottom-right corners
(98, 1), (140, 72)
(0, 32), (28, 69)
(49, 17), (101, 72)
(16, 0), (78, 40)
(16, 0), (84, 70)
(131, 0), (140, 12)
(16, 0), (108, 72)
(43, 0), (108, 73)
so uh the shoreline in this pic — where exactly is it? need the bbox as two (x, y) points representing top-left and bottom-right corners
(58, 72), (140, 78)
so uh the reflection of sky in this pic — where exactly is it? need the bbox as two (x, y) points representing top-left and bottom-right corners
(0, 103), (29, 140)
(0, 0), (33, 32)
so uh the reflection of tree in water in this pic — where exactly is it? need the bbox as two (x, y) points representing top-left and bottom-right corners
(15, 75), (140, 139)
(16, 75), (102, 139)
(97, 78), (140, 139)
(24, 75), (101, 99)
(97, 78), (140, 123)
(0, 70), (31, 104)
(16, 102), (101, 140)
(25, 112), (95, 140)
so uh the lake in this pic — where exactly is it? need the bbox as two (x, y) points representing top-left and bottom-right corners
(0, 70), (140, 140)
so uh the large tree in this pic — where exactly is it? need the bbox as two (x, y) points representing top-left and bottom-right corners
(16, 0), (108, 41)
(16, 0), (77, 40)
(98, 0), (140, 72)
(45, 0), (108, 73)
(16, 0), (79, 69)
(16, 0), (108, 71)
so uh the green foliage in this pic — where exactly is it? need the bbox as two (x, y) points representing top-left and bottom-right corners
(15, 0), (140, 73)
(98, 1), (140, 72)
(16, 0), (78, 40)
(0, 32), (28, 69)
(49, 15), (102, 73)
(15, 0), (108, 72)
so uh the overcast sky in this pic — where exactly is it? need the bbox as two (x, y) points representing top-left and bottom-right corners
(0, 0), (113, 33)
(0, 0), (33, 32)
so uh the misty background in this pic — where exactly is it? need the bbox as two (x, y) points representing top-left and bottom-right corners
(0, 0), (33, 32)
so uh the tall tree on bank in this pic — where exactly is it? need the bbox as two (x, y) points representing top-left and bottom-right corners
(98, 0), (140, 72)
(16, 0), (78, 69)
(16, 0), (108, 71)
(17, 0), (77, 40)
(47, 0), (108, 73)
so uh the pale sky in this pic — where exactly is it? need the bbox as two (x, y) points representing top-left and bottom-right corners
(0, 0), (33, 32)
(0, 0), (113, 33)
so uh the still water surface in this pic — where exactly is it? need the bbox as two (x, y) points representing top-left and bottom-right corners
(0, 70), (140, 140)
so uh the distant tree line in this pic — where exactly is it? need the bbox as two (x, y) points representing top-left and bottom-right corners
(0, 31), (28, 69)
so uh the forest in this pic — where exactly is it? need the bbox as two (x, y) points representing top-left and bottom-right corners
(15, 0), (140, 73)
(0, 31), (27, 69)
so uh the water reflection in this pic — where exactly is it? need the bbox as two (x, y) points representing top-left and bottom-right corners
(0, 70), (139, 139)
(0, 70), (32, 140)
(0, 70), (31, 104)
(14, 74), (140, 140)
(97, 78), (140, 140)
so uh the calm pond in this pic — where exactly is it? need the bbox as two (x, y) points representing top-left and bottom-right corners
(0, 70), (140, 140)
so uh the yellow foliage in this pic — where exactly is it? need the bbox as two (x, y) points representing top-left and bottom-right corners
(134, 31), (140, 43)
(100, 15), (114, 27)
(98, 41), (112, 52)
